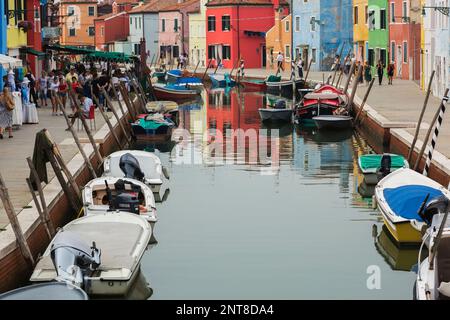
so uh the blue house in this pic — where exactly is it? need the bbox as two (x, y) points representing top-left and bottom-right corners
(0, 0), (7, 90)
(292, 0), (353, 71)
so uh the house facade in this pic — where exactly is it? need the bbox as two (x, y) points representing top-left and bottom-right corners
(94, 12), (130, 51)
(293, 0), (353, 71)
(188, 0), (207, 67)
(367, 0), (389, 74)
(205, 0), (280, 69)
(59, 0), (98, 48)
(353, 0), (369, 62)
(6, 0), (27, 58)
(24, 0), (44, 77)
(266, 13), (291, 71)
(388, 0), (421, 80)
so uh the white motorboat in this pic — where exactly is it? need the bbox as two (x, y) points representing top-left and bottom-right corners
(0, 282), (88, 300)
(103, 150), (169, 193)
(30, 212), (152, 297)
(416, 207), (450, 300)
(83, 177), (157, 223)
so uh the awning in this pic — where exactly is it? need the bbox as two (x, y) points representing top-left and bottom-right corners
(244, 30), (265, 37)
(45, 44), (138, 62)
(0, 54), (23, 69)
(21, 47), (47, 60)
(45, 44), (94, 54)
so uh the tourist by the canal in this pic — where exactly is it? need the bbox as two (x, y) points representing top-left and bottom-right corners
(376, 60), (384, 85)
(21, 78), (31, 105)
(37, 71), (49, 108)
(58, 77), (69, 115)
(7, 70), (16, 92)
(344, 55), (351, 74)
(25, 70), (40, 108)
(331, 55), (340, 71)
(98, 70), (111, 109)
(49, 76), (60, 116)
(276, 52), (284, 73)
(363, 61), (372, 85)
(387, 63), (394, 85)
(68, 94), (94, 127)
(297, 55), (304, 79)
(0, 87), (15, 139)
(65, 67), (78, 85)
(355, 61), (364, 83)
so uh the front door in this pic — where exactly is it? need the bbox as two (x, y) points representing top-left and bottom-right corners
(396, 45), (402, 77)
(262, 45), (266, 67)
(302, 48), (308, 65)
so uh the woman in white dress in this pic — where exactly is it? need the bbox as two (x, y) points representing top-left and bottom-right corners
(49, 76), (60, 115)
(0, 87), (14, 139)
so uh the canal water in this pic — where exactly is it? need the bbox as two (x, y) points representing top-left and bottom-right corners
(135, 88), (418, 299)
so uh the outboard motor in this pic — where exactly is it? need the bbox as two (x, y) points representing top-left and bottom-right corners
(50, 231), (101, 289)
(119, 153), (145, 182)
(420, 195), (450, 225)
(376, 154), (392, 180)
(107, 179), (141, 215)
(274, 100), (286, 109)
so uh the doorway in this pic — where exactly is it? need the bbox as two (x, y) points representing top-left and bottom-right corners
(302, 47), (308, 65)
(262, 45), (266, 67)
(396, 45), (402, 77)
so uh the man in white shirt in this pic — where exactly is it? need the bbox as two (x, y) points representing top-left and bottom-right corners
(276, 52), (284, 71)
(296, 55), (304, 78)
(67, 94), (93, 128)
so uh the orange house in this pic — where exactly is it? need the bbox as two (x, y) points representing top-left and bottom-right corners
(60, 0), (98, 48)
(265, 13), (291, 71)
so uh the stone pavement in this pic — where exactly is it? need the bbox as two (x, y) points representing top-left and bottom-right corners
(0, 102), (115, 229)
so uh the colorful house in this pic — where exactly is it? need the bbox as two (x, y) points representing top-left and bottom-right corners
(6, 0), (28, 58)
(265, 10), (291, 71)
(388, 0), (421, 80)
(353, 0), (369, 62)
(292, 0), (353, 71)
(94, 11), (130, 51)
(205, 0), (282, 69)
(59, 0), (98, 49)
(158, 0), (200, 65)
(23, 0), (45, 77)
(422, 3), (450, 97)
(367, 0), (389, 74)
(1, 0), (7, 89)
(188, 0), (207, 68)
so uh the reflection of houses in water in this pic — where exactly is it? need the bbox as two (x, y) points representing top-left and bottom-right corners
(293, 127), (354, 191)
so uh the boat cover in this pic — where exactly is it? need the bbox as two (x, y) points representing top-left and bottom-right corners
(138, 118), (168, 130)
(359, 154), (406, 171)
(168, 69), (182, 76)
(177, 77), (202, 84)
(304, 93), (340, 100)
(383, 185), (444, 221)
(266, 75), (282, 82)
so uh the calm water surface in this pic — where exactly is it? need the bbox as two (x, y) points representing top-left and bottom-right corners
(136, 89), (417, 299)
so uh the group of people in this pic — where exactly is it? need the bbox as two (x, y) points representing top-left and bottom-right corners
(275, 51), (305, 79)
(341, 54), (395, 86)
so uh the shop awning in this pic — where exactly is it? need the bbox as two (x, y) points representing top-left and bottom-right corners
(45, 44), (137, 62)
(0, 54), (23, 69)
(45, 44), (94, 54)
(21, 47), (47, 60)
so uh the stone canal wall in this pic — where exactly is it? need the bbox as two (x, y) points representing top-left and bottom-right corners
(0, 99), (133, 293)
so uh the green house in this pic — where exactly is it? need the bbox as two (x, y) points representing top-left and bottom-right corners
(367, 0), (389, 76)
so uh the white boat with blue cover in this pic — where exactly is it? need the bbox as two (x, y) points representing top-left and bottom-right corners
(375, 168), (450, 244)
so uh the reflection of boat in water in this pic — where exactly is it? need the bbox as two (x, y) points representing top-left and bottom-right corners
(260, 122), (293, 137)
(133, 140), (178, 154)
(295, 126), (353, 143)
(374, 225), (420, 271)
(358, 179), (376, 198)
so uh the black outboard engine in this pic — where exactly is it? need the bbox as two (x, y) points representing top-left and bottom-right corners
(50, 231), (101, 288)
(119, 153), (145, 182)
(377, 154), (392, 180)
(107, 179), (141, 215)
(420, 195), (450, 225)
(274, 100), (286, 109)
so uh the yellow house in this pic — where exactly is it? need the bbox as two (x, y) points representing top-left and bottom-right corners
(6, 0), (28, 58)
(188, 0), (207, 68)
(266, 14), (291, 71)
(353, 0), (368, 62)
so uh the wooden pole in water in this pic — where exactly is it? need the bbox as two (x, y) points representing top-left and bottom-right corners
(25, 177), (53, 240)
(342, 61), (356, 94)
(407, 70), (435, 163)
(347, 65), (363, 110)
(322, 73), (325, 84)
(91, 94), (123, 150)
(26, 157), (56, 238)
(331, 45), (344, 86)
(414, 88), (450, 171)
(119, 83), (137, 121)
(335, 69), (343, 88)
(213, 59), (221, 75)
(193, 59), (201, 74)
(57, 102), (97, 178)
(149, 54), (155, 68)
(101, 87), (132, 146)
(354, 78), (375, 124)
(0, 172), (35, 267)
(127, 76), (146, 113)
(202, 59), (212, 81)
(303, 59), (313, 83)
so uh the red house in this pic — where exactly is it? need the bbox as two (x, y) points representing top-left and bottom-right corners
(24, 0), (44, 76)
(94, 11), (131, 51)
(205, 0), (285, 69)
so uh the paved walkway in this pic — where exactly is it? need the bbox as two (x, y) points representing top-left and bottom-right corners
(0, 102), (116, 229)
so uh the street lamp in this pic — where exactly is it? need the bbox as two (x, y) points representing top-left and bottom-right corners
(422, 6), (450, 16)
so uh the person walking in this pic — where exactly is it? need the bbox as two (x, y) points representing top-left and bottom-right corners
(25, 70), (39, 108)
(297, 55), (304, 79)
(49, 76), (60, 116)
(376, 60), (384, 85)
(68, 94), (94, 128)
(65, 66), (78, 85)
(387, 63), (394, 85)
(37, 71), (49, 107)
(0, 87), (15, 139)
(363, 61), (372, 85)
(58, 77), (68, 115)
(276, 52), (284, 73)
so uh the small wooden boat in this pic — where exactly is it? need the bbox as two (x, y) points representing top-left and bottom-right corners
(358, 153), (409, 185)
(83, 177), (157, 223)
(0, 282), (88, 300)
(375, 168), (450, 245)
(258, 100), (292, 122)
(266, 78), (304, 97)
(312, 115), (353, 129)
(103, 150), (169, 193)
(131, 113), (175, 142)
(416, 210), (450, 300)
(240, 78), (267, 92)
(209, 73), (236, 88)
(30, 212), (152, 297)
(152, 83), (197, 102)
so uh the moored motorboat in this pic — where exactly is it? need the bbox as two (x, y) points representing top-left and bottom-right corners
(152, 71), (166, 83)
(209, 73), (236, 88)
(152, 83), (198, 102)
(30, 212), (152, 297)
(167, 69), (183, 83)
(258, 100), (292, 122)
(103, 150), (169, 193)
(83, 177), (157, 223)
(312, 115), (353, 129)
(131, 112), (175, 142)
(240, 78), (267, 92)
(266, 78), (304, 98)
(375, 168), (450, 245)
(358, 153), (409, 185)
(0, 282), (88, 300)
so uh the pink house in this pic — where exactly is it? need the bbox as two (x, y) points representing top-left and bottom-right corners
(158, 0), (199, 63)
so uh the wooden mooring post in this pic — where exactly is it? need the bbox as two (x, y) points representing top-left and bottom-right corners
(342, 61), (356, 94)
(109, 80), (127, 117)
(303, 59), (313, 83)
(119, 83), (138, 122)
(101, 87), (132, 146)
(91, 94), (123, 150)
(346, 65), (363, 110)
(354, 78), (375, 125)
(25, 178), (53, 240)
(0, 172), (35, 267)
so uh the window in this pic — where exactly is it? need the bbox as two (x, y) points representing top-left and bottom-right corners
(368, 48), (374, 66)
(380, 48), (387, 66)
(380, 9), (386, 29)
(68, 6), (75, 16)
(173, 46), (179, 58)
(88, 26), (95, 36)
(208, 45), (216, 59)
(354, 6), (358, 24)
(139, 17), (141, 29)
(174, 18), (178, 31)
(310, 16), (316, 32)
(311, 48), (316, 63)
(368, 10), (375, 30)
(390, 3), (395, 22)
(222, 45), (231, 60)
(295, 16), (300, 32)
(403, 42), (408, 63)
(101, 27), (104, 36)
(134, 44), (140, 55)
(285, 20), (289, 32)
(285, 45), (291, 59)
(130, 17), (132, 25)
(88, 6), (95, 16)
(391, 42), (395, 62)
(69, 27), (76, 37)
(402, 1), (407, 18)
(208, 16), (216, 31)
(222, 15), (230, 31)
(161, 19), (165, 32)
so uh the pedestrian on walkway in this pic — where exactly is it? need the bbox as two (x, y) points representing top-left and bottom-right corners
(49, 76), (59, 116)
(297, 55), (304, 79)
(363, 61), (372, 85)
(68, 94), (93, 128)
(344, 55), (351, 75)
(7, 69), (16, 92)
(65, 66), (78, 85)
(376, 60), (384, 85)
(0, 87), (15, 139)
(37, 71), (49, 107)
(355, 61), (364, 83)
(276, 52), (284, 73)
(387, 63), (394, 85)
(25, 70), (39, 108)
(58, 77), (68, 115)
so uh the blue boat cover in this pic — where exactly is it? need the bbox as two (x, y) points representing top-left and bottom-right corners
(383, 185), (444, 221)
(177, 77), (202, 84)
(168, 69), (182, 76)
